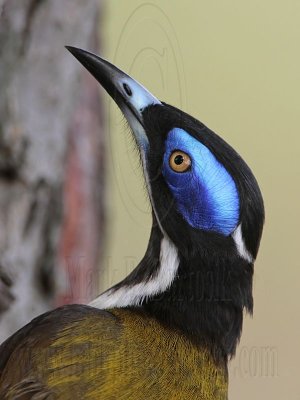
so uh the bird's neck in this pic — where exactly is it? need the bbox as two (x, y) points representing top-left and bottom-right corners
(146, 265), (252, 360)
(91, 222), (253, 361)
(141, 224), (253, 361)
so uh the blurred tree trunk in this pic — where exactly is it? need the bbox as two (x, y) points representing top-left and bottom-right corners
(0, 0), (105, 342)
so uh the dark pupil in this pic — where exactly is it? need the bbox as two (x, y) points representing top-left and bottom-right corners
(174, 154), (184, 165)
(123, 83), (132, 96)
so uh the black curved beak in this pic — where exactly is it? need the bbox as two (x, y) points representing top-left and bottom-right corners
(66, 46), (161, 145)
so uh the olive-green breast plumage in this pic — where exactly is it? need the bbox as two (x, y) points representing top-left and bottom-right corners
(0, 305), (227, 399)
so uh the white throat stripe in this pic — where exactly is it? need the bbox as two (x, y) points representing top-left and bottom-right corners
(89, 236), (179, 309)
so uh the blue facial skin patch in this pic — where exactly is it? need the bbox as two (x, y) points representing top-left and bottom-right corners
(162, 128), (239, 235)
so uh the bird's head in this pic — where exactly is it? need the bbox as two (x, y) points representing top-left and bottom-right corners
(67, 47), (264, 357)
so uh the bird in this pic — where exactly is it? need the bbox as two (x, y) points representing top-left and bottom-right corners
(0, 47), (264, 400)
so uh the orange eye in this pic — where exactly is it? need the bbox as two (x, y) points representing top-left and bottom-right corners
(169, 151), (191, 173)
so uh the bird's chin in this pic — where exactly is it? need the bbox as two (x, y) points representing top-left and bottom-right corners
(121, 105), (149, 154)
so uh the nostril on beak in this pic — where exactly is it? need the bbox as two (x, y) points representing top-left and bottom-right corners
(123, 83), (132, 96)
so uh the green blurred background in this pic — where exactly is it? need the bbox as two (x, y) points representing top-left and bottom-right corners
(100, 1), (300, 399)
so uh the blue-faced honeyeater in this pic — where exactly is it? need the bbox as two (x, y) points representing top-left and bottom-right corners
(0, 47), (264, 400)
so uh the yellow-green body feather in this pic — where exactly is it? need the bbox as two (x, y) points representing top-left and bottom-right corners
(0, 305), (228, 399)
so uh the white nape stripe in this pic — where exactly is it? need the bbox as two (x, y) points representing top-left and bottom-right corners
(89, 236), (179, 309)
(232, 224), (253, 263)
